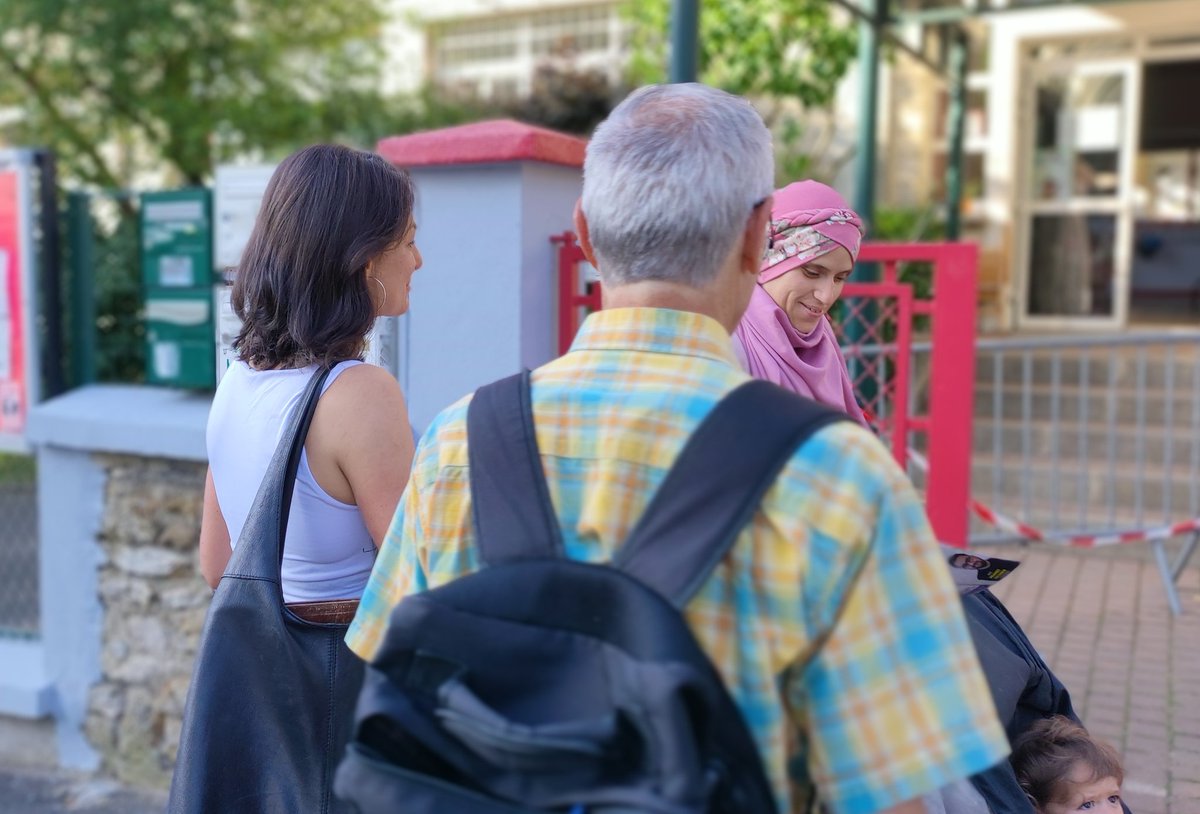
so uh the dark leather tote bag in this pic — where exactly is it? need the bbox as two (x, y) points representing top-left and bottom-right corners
(168, 367), (364, 814)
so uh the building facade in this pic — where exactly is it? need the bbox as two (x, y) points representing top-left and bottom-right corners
(385, 0), (626, 99)
(384, 0), (1200, 333)
(969, 0), (1200, 330)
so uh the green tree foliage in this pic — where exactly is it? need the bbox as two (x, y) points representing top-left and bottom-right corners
(624, 0), (857, 109)
(510, 62), (620, 136)
(872, 205), (946, 313)
(624, 0), (858, 186)
(0, 0), (404, 187)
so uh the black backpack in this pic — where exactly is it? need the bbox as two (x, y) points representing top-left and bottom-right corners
(335, 372), (846, 813)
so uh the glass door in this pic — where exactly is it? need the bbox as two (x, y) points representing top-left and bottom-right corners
(1017, 58), (1141, 328)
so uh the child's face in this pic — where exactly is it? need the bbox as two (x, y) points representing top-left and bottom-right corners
(1041, 765), (1123, 813)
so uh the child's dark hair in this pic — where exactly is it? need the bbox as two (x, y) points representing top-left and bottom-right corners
(1011, 716), (1124, 808)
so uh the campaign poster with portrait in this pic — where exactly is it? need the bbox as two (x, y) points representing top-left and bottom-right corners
(0, 152), (35, 449)
(941, 544), (1022, 595)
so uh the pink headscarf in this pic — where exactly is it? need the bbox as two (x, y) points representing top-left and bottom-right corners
(733, 181), (868, 426)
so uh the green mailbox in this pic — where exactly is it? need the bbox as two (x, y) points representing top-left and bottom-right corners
(141, 189), (215, 388)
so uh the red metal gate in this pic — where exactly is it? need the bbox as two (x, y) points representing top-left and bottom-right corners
(551, 231), (601, 356)
(551, 235), (978, 545)
(845, 243), (978, 546)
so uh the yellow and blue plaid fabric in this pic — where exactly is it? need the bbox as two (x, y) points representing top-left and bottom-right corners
(348, 307), (1009, 814)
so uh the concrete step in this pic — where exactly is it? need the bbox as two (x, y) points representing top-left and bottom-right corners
(0, 714), (56, 770)
(965, 513), (1193, 543)
(971, 419), (1200, 469)
(964, 482), (1196, 530)
(973, 384), (1197, 425)
(965, 498), (1197, 542)
(0, 764), (167, 814)
(974, 339), (1200, 390)
(0, 639), (51, 720)
(970, 457), (1200, 519)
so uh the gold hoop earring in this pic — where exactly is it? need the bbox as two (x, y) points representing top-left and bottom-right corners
(369, 276), (387, 309)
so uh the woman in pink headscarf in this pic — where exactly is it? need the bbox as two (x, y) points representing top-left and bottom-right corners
(733, 180), (869, 426)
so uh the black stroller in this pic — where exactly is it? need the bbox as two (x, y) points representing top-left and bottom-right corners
(963, 590), (1133, 814)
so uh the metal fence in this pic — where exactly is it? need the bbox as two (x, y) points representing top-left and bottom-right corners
(0, 453), (38, 638)
(845, 330), (1200, 612)
(879, 331), (1200, 613)
(963, 331), (1200, 543)
(840, 243), (979, 545)
(550, 227), (1199, 582)
(0, 186), (141, 643)
(553, 235), (982, 545)
(0, 153), (52, 640)
(64, 189), (144, 387)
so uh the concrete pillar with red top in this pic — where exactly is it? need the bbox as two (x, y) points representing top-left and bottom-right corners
(377, 119), (585, 433)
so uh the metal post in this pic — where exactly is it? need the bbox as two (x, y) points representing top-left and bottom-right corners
(33, 150), (64, 398)
(1153, 537), (1182, 617)
(1174, 530), (1199, 581)
(66, 191), (96, 387)
(848, 0), (887, 370)
(853, 0), (887, 230)
(945, 31), (969, 241)
(668, 0), (700, 83)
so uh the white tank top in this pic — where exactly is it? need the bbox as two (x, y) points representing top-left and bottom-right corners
(207, 360), (376, 602)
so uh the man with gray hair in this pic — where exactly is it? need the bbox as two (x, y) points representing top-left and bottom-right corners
(348, 83), (1009, 814)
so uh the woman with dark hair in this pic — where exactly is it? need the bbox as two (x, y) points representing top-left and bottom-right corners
(199, 143), (420, 605)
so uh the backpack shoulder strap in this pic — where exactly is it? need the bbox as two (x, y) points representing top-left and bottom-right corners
(613, 380), (848, 608)
(466, 370), (564, 566)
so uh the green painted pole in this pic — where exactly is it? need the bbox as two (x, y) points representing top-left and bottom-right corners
(66, 191), (96, 387)
(668, 0), (699, 83)
(847, 0), (887, 370)
(945, 31), (969, 241)
(853, 0), (886, 232)
(34, 150), (65, 397)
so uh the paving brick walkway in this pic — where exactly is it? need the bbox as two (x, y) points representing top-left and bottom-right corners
(0, 765), (164, 813)
(985, 541), (1200, 814)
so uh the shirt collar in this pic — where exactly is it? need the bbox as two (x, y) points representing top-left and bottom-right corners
(568, 308), (740, 367)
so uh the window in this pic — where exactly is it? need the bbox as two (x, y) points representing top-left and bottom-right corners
(429, 3), (625, 99)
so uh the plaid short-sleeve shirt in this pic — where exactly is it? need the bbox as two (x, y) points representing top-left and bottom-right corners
(347, 307), (1009, 814)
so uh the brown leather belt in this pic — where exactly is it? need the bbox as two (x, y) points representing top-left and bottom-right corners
(286, 598), (360, 625)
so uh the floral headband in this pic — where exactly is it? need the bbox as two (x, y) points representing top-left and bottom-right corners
(760, 207), (864, 284)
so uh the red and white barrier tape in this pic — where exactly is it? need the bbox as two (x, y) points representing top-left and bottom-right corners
(905, 448), (1200, 548)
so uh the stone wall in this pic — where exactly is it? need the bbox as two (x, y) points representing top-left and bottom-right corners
(86, 454), (209, 790)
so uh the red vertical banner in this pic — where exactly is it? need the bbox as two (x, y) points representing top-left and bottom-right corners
(0, 167), (28, 439)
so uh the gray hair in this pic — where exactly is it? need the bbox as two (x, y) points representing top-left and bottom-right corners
(581, 83), (774, 287)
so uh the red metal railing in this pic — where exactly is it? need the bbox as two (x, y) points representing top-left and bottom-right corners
(552, 232), (602, 356)
(835, 280), (913, 465)
(852, 243), (978, 546)
(551, 235), (978, 546)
